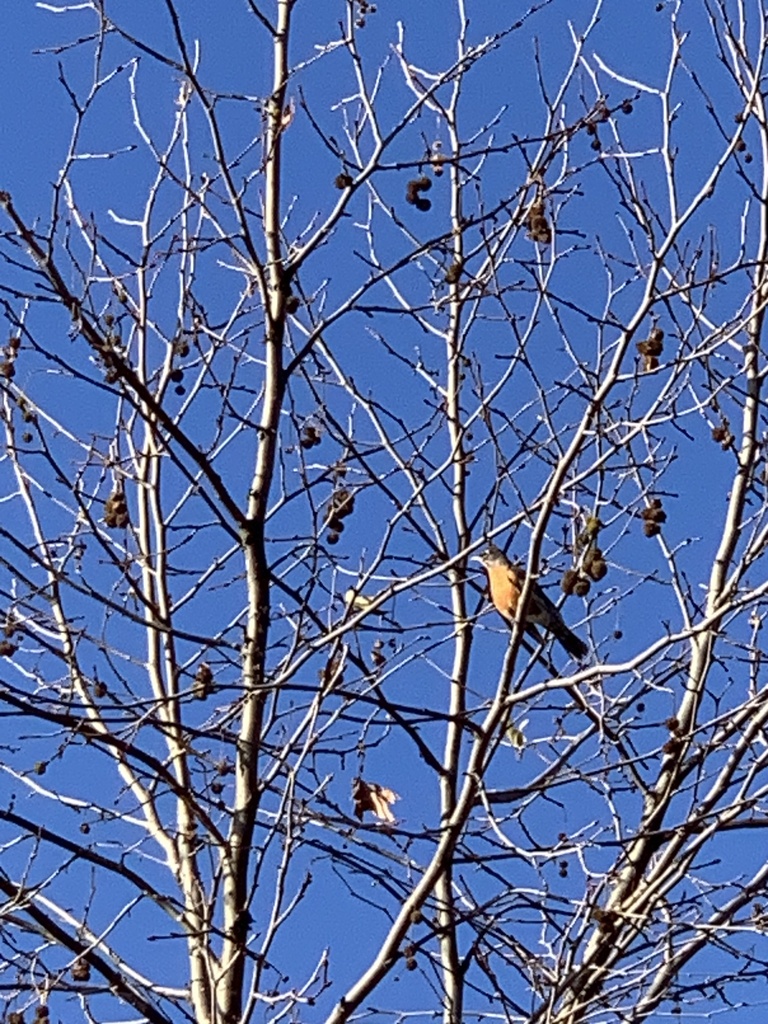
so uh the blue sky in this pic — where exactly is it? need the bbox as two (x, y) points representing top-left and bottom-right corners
(3, 2), (768, 1023)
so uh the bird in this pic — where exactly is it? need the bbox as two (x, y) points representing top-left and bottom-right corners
(474, 543), (588, 660)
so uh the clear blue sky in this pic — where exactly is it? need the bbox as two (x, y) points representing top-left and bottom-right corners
(2, 2), (767, 1022)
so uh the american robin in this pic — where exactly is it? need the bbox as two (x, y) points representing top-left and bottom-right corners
(474, 544), (588, 660)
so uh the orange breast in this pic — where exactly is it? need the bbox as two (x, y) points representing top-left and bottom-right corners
(488, 565), (522, 618)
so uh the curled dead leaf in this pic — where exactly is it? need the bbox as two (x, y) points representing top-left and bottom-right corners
(352, 777), (399, 823)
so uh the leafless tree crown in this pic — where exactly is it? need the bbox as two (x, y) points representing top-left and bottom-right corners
(2, 2), (768, 1023)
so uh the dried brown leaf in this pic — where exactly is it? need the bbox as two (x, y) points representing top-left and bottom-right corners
(352, 777), (399, 823)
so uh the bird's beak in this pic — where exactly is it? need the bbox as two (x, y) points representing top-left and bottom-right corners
(471, 555), (485, 564)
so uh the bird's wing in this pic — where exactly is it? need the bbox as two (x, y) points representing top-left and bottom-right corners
(524, 577), (564, 629)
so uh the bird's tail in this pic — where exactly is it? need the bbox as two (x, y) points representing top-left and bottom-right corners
(556, 625), (588, 660)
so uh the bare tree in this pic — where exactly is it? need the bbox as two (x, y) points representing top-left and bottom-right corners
(3, 1), (768, 1022)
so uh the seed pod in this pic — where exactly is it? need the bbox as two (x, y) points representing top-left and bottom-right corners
(406, 176), (433, 211)
(331, 488), (355, 519)
(663, 736), (683, 755)
(72, 961), (91, 982)
(574, 576), (591, 597)
(526, 199), (552, 243)
(641, 500), (667, 524)
(193, 662), (214, 700)
(561, 568), (579, 595)
(586, 558), (607, 581)
(300, 424), (322, 449)
(445, 261), (463, 284)
(104, 489), (130, 529)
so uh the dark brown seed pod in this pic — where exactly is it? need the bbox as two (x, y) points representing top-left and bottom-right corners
(641, 500), (667, 524)
(406, 177), (433, 210)
(445, 261), (463, 284)
(526, 200), (552, 242)
(574, 576), (591, 597)
(193, 662), (214, 700)
(561, 568), (579, 595)
(72, 961), (91, 982)
(104, 489), (130, 529)
(331, 488), (355, 518)
(300, 425), (322, 449)
(586, 558), (607, 581)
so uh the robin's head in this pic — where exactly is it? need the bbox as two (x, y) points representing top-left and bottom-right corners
(474, 543), (509, 568)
